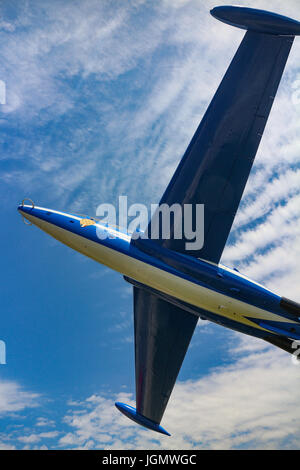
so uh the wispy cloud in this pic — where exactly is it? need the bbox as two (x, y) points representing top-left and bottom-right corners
(4, 0), (298, 213)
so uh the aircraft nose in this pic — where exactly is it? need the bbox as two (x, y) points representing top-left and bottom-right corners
(18, 199), (35, 214)
(18, 199), (36, 225)
(18, 204), (27, 214)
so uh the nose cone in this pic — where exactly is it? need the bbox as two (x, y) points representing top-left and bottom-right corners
(17, 202), (102, 261)
(18, 202), (36, 225)
(17, 202), (81, 238)
(18, 204), (33, 215)
(18, 201), (55, 229)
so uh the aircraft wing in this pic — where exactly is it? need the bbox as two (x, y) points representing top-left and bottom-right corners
(147, 26), (294, 264)
(133, 287), (198, 426)
(116, 286), (198, 435)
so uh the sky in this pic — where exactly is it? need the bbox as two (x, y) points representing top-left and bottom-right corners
(1, 0), (300, 450)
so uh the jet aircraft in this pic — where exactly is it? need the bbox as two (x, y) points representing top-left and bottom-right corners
(18, 6), (300, 436)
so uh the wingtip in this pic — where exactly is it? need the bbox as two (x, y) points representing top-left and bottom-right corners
(115, 402), (171, 436)
(210, 5), (300, 35)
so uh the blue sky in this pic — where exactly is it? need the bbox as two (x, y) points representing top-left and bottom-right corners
(1, 0), (300, 449)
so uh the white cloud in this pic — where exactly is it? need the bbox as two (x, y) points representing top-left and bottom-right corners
(18, 431), (59, 444)
(0, 379), (39, 415)
(0, 441), (16, 450)
(233, 168), (300, 231)
(3, 0), (298, 211)
(51, 335), (300, 450)
(223, 194), (300, 266)
(36, 417), (55, 427)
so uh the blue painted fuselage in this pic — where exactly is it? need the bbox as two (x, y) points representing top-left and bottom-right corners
(18, 204), (300, 344)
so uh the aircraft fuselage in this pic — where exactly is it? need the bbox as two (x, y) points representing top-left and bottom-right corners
(18, 204), (300, 344)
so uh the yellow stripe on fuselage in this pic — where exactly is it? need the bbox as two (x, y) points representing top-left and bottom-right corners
(25, 212), (295, 332)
